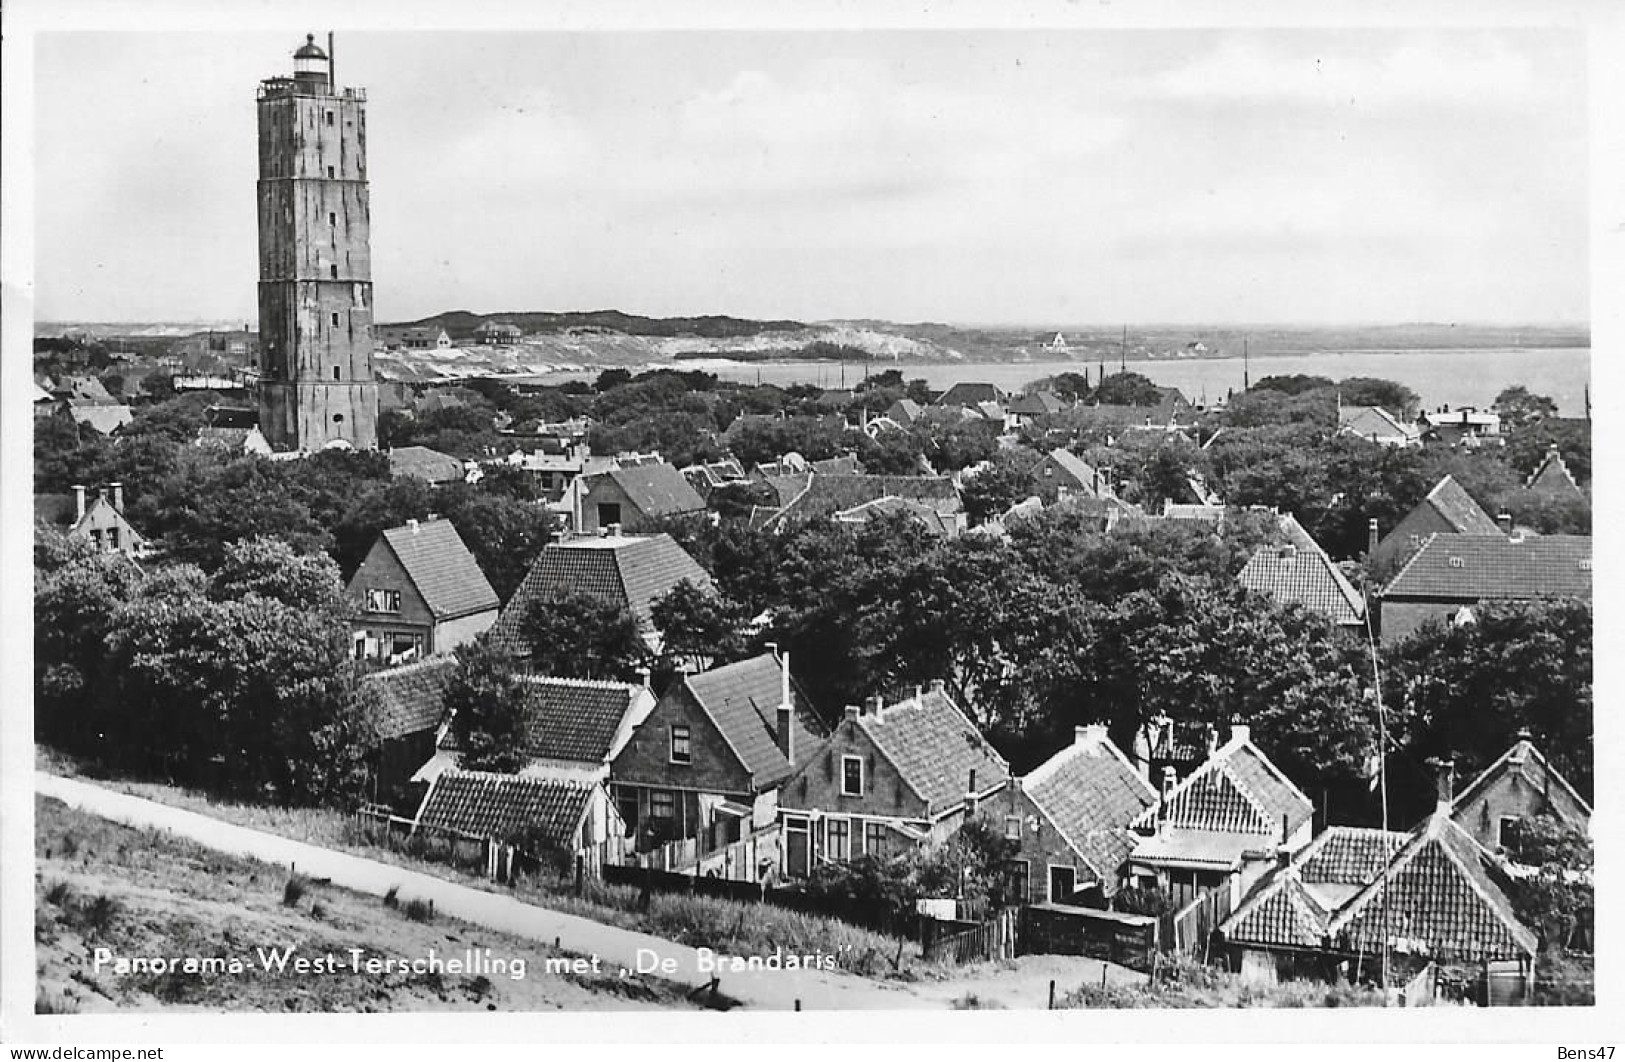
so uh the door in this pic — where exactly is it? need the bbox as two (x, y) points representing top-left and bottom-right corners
(1049, 865), (1077, 905)
(784, 817), (810, 879)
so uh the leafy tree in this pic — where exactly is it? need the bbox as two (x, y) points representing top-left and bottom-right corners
(1503, 815), (1593, 954)
(854, 431), (926, 475)
(209, 536), (346, 613)
(1252, 374), (1334, 396)
(1492, 385), (1559, 430)
(1094, 371), (1163, 406)
(519, 589), (648, 680)
(651, 579), (750, 670)
(1046, 372), (1094, 403)
(1336, 377), (1419, 419)
(443, 634), (531, 774)
(437, 487), (557, 601)
(595, 367), (633, 392)
(961, 449), (1040, 525)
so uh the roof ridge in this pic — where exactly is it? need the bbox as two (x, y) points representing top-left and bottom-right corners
(1233, 739), (1315, 818)
(1452, 740), (1593, 818)
(518, 674), (641, 692)
(1383, 530), (1441, 591)
(438, 766), (595, 790)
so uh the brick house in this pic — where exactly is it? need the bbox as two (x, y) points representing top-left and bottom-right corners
(1449, 734), (1591, 856)
(1338, 404), (1421, 448)
(1369, 474), (1503, 581)
(1376, 533), (1591, 643)
(1524, 446), (1586, 505)
(610, 651), (826, 853)
(974, 724), (1157, 906)
(1003, 391), (1068, 432)
(1237, 514), (1366, 628)
(1127, 724), (1314, 909)
(416, 675), (656, 787)
(1031, 448), (1105, 500)
(346, 518), (500, 664)
(488, 532), (713, 657)
(776, 681), (1009, 879)
(34, 483), (148, 557)
(574, 462), (706, 534)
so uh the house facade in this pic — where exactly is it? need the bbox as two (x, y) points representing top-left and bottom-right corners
(1449, 735), (1591, 855)
(35, 483), (148, 557)
(346, 517), (500, 663)
(776, 682), (1009, 878)
(574, 462), (707, 534)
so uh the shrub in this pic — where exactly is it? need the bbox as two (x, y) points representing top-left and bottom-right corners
(282, 873), (308, 907)
(383, 885), (399, 909)
(36, 988), (78, 1014)
(73, 894), (121, 937)
(404, 898), (434, 923)
(44, 879), (76, 907)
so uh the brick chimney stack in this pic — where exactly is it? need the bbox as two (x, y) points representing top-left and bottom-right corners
(1496, 512), (1513, 535)
(1368, 518), (1379, 557)
(110, 482), (124, 511)
(1158, 765), (1177, 834)
(72, 485), (86, 522)
(965, 768), (979, 815)
(1427, 756), (1456, 813)
(865, 694), (886, 722)
(1075, 723), (1107, 746)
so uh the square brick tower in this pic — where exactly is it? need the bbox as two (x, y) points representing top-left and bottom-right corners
(255, 33), (378, 451)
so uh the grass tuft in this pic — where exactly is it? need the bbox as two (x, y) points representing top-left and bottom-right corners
(403, 898), (434, 923)
(282, 873), (308, 907)
(382, 885), (399, 909)
(44, 879), (76, 907)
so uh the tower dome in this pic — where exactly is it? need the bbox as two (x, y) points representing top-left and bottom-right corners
(294, 34), (328, 61)
(292, 34), (330, 86)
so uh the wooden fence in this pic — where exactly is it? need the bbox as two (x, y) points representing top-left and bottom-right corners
(353, 807), (619, 885)
(921, 907), (1019, 965)
(600, 863), (919, 939)
(1157, 883), (1234, 956)
(1020, 903), (1159, 972)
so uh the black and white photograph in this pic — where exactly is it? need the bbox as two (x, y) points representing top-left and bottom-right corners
(2, 0), (1618, 1050)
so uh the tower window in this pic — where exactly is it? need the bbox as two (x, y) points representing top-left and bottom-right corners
(333, 366), (341, 381)
(333, 414), (345, 424)
(325, 110), (334, 126)
(331, 312), (340, 326)
(329, 212), (336, 226)
(330, 265), (339, 279)
(327, 166), (336, 179)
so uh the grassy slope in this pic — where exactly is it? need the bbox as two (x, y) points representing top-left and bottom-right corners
(33, 796), (699, 1013)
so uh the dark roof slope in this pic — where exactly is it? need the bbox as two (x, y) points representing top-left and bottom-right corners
(1023, 732), (1158, 879)
(1238, 515), (1365, 625)
(1422, 475), (1503, 535)
(682, 653), (825, 789)
(599, 463), (706, 517)
(765, 473), (960, 528)
(416, 770), (594, 847)
(362, 657), (458, 741)
(389, 445), (465, 484)
(380, 520), (500, 621)
(443, 678), (647, 766)
(936, 382), (1002, 408)
(489, 534), (712, 654)
(1383, 534), (1592, 601)
(856, 689), (1009, 817)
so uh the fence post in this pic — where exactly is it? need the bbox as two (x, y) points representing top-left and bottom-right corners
(1047, 979), (1055, 1010)
(575, 854), (585, 897)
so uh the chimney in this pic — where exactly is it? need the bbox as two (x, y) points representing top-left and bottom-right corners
(1427, 756), (1456, 812)
(865, 694), (886, 721)
(844, 704), (861, 722)
(1205, 725), (1219, 759)
(1158, 766), (1177, 835)
(406, 518), (419, 533)
(608, 523), (621, 537)
(1367, 518), (1379, 557)
(965, 768), (979, 815)
(776, 704), (794, 763)
(110, 482), (124, 511)
(72, 485), (86, 522)
(1495, 512), (1513, 535)
(1281, 812), (1289, 845)
(1279, 543), (1296, 561)
(929, 678), (945, 695)
(1230, 721), (1250, 745)
(781, 650), (792, 713)
(1075, 723), (1107, 746)
(634, 665), (651, 688)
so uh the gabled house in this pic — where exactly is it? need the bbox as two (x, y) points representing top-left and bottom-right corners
(414, 769), (626, 875)
(1338, 405), (1421, 448)
(473, 321), (523, 344)
(610, 651), (826, 853)
(679, 457), (748, 499)
(194, 425), (274, 456)
(419, 676), (657, 786)
(574, 462), (707, 534)
(1450, 733), (1591, 856)
(1369, 474), (1503, 580)
(388, 445), (467, 485)
(975, 725), (1157, 906)
(884, 399), (924, 427)
(1003, 391), (1068, 432)
(1421, 407), (1502, 447)
(776, 681), (1009, 878)
(1376, 533), (1591, 642)
(1032, 448), (1105, 500)
(1127, 724), (1314, 909)
(831, 495), (963, 537)
(1237, 514), (1366, 628)
(346, 518), (500, 664)
(935, 382), (1003, 409)
(489, 532), (713, 657)
(1524, 446), (1586, 505)
(359, 657), (459, 803)
(758, 473), (962, 532)
(67, 401), (134, 436)
(34, 483), (148, 557)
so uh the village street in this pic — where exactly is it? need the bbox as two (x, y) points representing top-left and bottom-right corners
(35, 772), (1133, 1011)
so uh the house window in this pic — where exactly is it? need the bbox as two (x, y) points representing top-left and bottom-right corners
(1498, 816), (1521, 850)
(1004, 815), (1023, 841)
(108, 527), (120, 550)
(826, 817), (850, 862)
(596, 502), (622, 528)
(1007, 859), (1031, 904)
(864, 822), (889, 860)
(364, 588), (401, 614)
(385, 632), (421, 663)
(669, 725), (692, 765)
(650, 791), (676, 819)
(1049, 865), (1077, 904)
(841, 755), (864, 797)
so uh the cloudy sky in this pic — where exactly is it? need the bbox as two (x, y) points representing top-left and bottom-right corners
(29, 23), (1589, 326)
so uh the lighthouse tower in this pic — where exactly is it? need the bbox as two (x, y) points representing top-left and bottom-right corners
(255, 34), (378, 451)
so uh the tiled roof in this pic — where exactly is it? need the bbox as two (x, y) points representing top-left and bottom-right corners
(514, 677), (646, 765)
(1132, 737), (1313, 841)
(759, 472), (813, 508)
(1339, 405), (1419, 442)
(1382, 533), (1592, 601)
(1295, 826), (1409, 885)
(415, 769), (594, 848)
(489, 534), (712, 654)
(1162, 503), (1225, 523)
(1238, 515), (1365, 626)
(1526, 448), (1585, 499)
(764, 474), (960, 528)
(936, 382), (1002, 408)
(855, 689), (1009, 817)
(389, 445), (466, 484)
(1222, 872), (1332, 948)
(810, 454), (861, 476)
(886, 399), (923, 424)
(832, 495), (955, 536)
(682, 653), (825, 789)
(1023, 733), (1158, 880)
(361, 657), (458, 741)
(1327, 812), (1538, 961)
(1007, 391), (1068, 417)
(1069, 396), (1194, 428)
(1451, 739), (1593, 822)
(1132, 829), (1262, 870)
(1037, 448), (1099, 493)
(1422, 475), (1503, 535)
(380, 520), (500, 621)
(597, 463), (706, 518)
